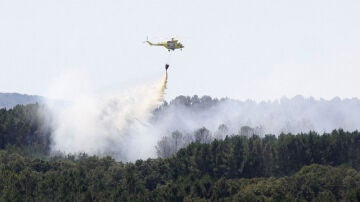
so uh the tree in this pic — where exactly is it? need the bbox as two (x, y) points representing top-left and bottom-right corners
(214, 124), (229, 140)
(194, 127), (212, 144)
(240, 126), (254, 137)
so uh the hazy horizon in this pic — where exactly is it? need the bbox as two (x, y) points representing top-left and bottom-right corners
(1, 91), (360, 103)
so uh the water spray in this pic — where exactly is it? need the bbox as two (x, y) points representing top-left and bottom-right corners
(45, 69), (169, 161)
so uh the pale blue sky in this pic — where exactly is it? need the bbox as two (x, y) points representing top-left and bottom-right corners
(1, 0), (359, 101)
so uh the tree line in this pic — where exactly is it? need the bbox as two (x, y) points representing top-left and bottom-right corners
(1, 129), (360, 200)
(1, 104), (360, 200)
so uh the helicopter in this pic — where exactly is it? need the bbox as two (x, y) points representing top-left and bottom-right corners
(146, 37), (184, 51)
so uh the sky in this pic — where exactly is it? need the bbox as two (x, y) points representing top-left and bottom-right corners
(0, 0), (360, 101)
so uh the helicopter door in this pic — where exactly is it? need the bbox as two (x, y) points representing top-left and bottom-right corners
(167, 41), (175, 50)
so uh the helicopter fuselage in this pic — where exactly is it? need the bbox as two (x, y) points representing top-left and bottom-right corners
(167, 41), (176, 50)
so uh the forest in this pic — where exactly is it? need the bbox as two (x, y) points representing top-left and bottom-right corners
(1, 102), (360, 201)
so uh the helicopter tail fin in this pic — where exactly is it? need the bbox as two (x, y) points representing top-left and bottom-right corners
(144, 36), (155, 46)
(146, 41), (154, 46)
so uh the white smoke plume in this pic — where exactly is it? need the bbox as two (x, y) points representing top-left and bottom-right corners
(43, 70), (360, 161)
(152, 95), (360, 138)
(44, 70), (168, 161)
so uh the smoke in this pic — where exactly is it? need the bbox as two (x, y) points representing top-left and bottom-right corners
(152, 95), (360, 137)
(43, 69), (360, 161)
(44, 70), (168, 161)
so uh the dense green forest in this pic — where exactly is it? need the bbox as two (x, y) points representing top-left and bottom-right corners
(1, 104), (360, 201)
(0, 104), (50, 154)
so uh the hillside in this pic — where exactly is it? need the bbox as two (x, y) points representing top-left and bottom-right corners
(1, 131), (360, 201)
(1, 101), (360, 200)
(0, 93), (43, 109)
